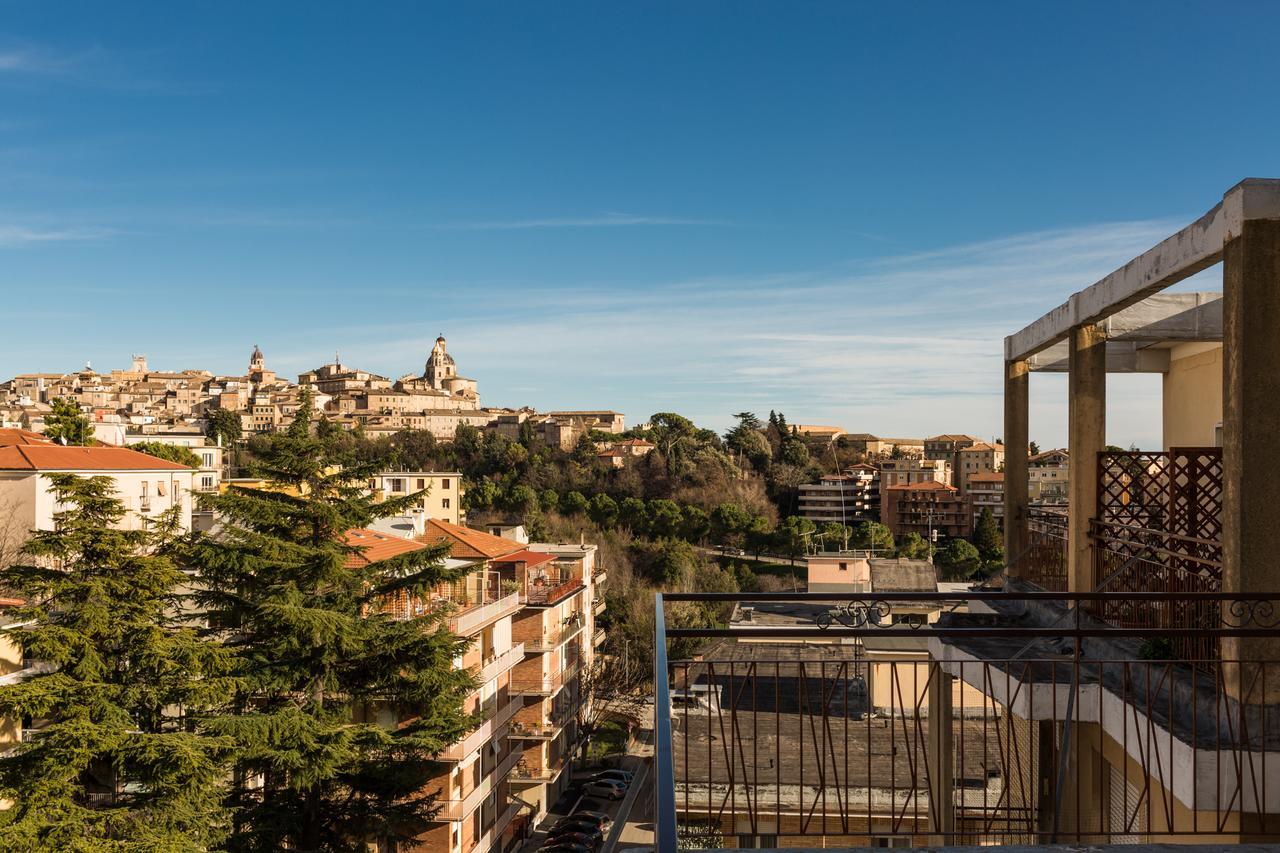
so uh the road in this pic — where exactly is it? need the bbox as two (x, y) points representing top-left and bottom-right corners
(694, 546), (806, 569)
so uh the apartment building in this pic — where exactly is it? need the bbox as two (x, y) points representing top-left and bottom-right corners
(796, 464), (880, 525)
(954, 442), (1004, 494)
(922, 434), (980, 463)
(877, 456), (950, 514)
(1027, 447), (1069, 503)
(121, 428), (223, 493)
(0, 438), (196, 559)
(507, 541), (601, 823)
(881, 480), (970, 540)
(966, 470), (1003, 528)
(370, 471), (464, 526)
(347, 525), (527, 853)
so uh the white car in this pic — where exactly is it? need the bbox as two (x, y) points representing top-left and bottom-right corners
(582, 779), (627, 800)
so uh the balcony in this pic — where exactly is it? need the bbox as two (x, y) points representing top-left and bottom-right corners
(434, 749), (521, 821)
(474, 642), (524, 686)
(523, 612), (585, 652)
(510, 660), (580, 697)
(440, 693), (521, 761)
(448, 590), (522, 636)
(508, 704), (575, 740)
(524, 574), (585, 607)
(651, 590), (1280, 849)
(473, 799), (523, 852)
(509, 753), (568, 784)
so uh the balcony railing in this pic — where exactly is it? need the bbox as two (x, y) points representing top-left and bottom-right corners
(524, 612), (585, 652)
(440, 693), (522, 761)
(508, 703), (575, 740)
(434, 749), (521, 821)
(525, 575), (585, 607)
(653, 590), (1280, 848)
(509, 753), (568, 783)
(510, 660), (581, 696)
(448, 590), (522, 636)
(475, 643), (525, 686)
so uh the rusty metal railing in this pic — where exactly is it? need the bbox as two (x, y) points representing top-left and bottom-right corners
(653, 591), (1280, 848)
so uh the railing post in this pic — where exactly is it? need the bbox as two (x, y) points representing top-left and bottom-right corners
(653, 593), (678, 851)
(926, 662), (954, 845)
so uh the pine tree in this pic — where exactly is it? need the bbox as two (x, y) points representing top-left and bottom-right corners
(0, 474), (234, 851)
(190, 394), (477, 851)
(974, 507), (1004, 564)
(43, 397), (94, 445)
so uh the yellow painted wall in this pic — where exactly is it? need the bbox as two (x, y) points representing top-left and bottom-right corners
(1162, 343), (1223, 450)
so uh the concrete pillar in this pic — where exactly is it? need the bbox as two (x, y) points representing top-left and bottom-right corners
(1004, 359), (1030, 576)
(1222, 210), (1280, 702)
(1067, 324), (1107, 593)
(926, 664), (954, 845)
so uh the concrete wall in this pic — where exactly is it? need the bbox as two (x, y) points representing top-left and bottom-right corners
(807, 555), (870, 592)
(1162, 343), (1224, 450)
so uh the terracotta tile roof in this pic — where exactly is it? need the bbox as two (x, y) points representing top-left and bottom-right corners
(960, 443), (1005, 453)
(342, 528), (428, 568)
(967, 472), (1005, 483)
(1029, 448), (1069, 463)
(616, 438), (654, 447)
(0, 428), (51, 446)
(924, 434), (981, 443)
(886, 480), (957, 492)
(419, 519), (524, 561)
(597, 449), (625, 458)
(491, 549), (558, 570)
(0, 444), (191, 471)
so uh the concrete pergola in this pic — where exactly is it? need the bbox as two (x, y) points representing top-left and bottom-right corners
(1001, 178), (1280, 597)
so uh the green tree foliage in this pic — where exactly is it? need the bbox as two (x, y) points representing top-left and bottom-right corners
(188, 408), (477, 851)
(559, 491), (589, 516)
(539, 489), (560, 513)
(779, 438), (810, 468)
(850, 521), (895, 556)
(1028, 441), (1041, 456)
(724, 413), (771, 471)
(819, 522), (849, 551)
(619, 497), (649, 535)
(0, 475), (233, 850)
(772, 516), (816, 560)
(43, 397), (93, 446)
(130, 440), (203, 469)
(647, 499), (684, 539)
(710, 503), (752, 548)
(679, 506), (710, 544)
(463, 479), (498, 512)
(507, 484), (538, 516)
(974, 508), (1004, 564)
(897, 532), (932, 560)
(936, 538), (982, 579)
(745, 516), (774, 558)
(588, 494), (619, 528)
(206, 408), (244, 447)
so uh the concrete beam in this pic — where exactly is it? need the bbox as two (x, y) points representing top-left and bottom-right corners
(1027, 340), (1171, 373)
(1005, 179), (1280, 363)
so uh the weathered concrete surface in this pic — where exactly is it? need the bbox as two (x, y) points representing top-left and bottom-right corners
(1006, 179), (1280, 363)
(1221, 217), (1280, 698)
(1003, 359), (1029, 573)
(1067, 324), (1106, 593)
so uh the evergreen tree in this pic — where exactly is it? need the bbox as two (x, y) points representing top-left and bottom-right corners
(974, 507), (1004, 564)
(189, 399), (477, 851)
(130, 440), (203, 468)
(206, 408), (244, 447)
(0, 474), (234, 850)
(43, 397), (93, 446)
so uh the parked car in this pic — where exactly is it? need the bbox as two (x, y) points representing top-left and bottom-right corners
(571, 809), (610, 827)
(544, 830), (601, 850)
(581, 779), (627, 799)
(539, 844), (592, 853)
(552, 818), (604, 837)
(587, 768), (634, 785)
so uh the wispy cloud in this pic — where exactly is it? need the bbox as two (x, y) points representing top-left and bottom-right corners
(424, 212), (726, 230)
(0, 224), (113, 247)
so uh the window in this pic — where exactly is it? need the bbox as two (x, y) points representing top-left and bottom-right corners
(389, 478), (405, 492)
(201, 476), (215, 490)
(442, 478), (451, 490)
(157, 480), (167, 496)
(140, 482), (149, 497)
(416, 478), (426, 489)
(838, 562), (848, 571)
(442, 498), (451, 509)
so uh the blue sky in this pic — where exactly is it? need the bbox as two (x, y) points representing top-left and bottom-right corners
(2, 3), (1278, 448)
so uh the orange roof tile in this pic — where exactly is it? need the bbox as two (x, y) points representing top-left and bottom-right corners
(887, 480), (957, 492)
(419, 519), (524, 561)
(0, 444), (191, 472)
(967, 472), (1005, 483)
(342, 528), (428, 568)
(0, 428), (50, 447)
(491, 549), (558, 570)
